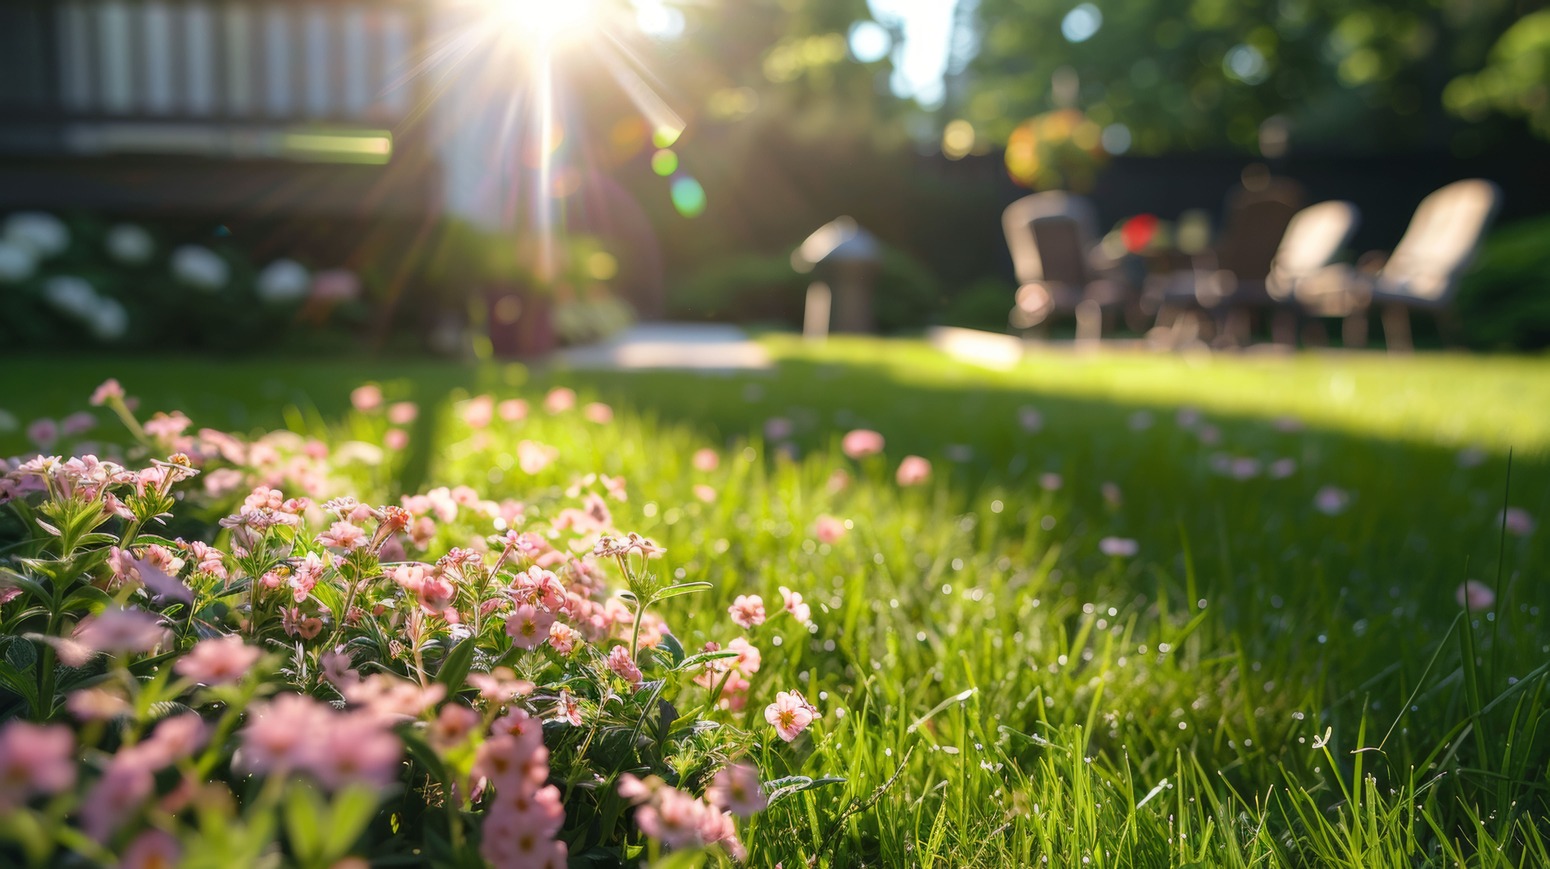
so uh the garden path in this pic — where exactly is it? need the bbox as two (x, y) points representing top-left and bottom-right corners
(554, 323), (772, 371)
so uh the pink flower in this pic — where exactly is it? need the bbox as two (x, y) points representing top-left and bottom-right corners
(1099, 537), (1139, 557)
(779, 586), (811, 623)
(1017, 406), (1044, 433)
(548, 621), (581, 655)
(317, 520), (367, 551)
(693, 484), (717, 503)
(311, 713), (403, 791)
(607, 645), (643, 688)
(1499, 508), (1536, 536)
(1457, 580), (1495, 612)
(388, 401), (419, 425)
(635, 786), (708, 849)
(120, 830), (181, 869)
(708, 763), (766, 817)
(814, 514), (847, 544)
(0, 721), (76, 806)
(728, 594), (766, 629)
(133, 712), (209, 768)
(81, 759), (153, 841)
(281, 607), (323, 639)
(583, 402), (614, 424)
(498, 398), (529, 422)
(1269, 458), (1298, 479)
(130, 555), (192, 604)
(467, 668), (536, 703)
(473, 727), (547, 787)
(60, 411), (96, 437)
(555, 690), (584, 726)
(544, 387), (577, 414)
(463, 395), (495, 428)
(429, 704), (481, 751)
(67, 688), (129, 721)
(841, 428), (885, 459)
(896, 455), (932, 487)
(90, 378), (125, 406)
(175, 636), (262, 685)
(506, 604), (557, 650)
(26, 418), (57, 449)
(518, 440), (557, 475)
(239, 694), (331, 776)
(1101, 481), (1123, 507)
(692, 448), (720, 472)
(144, 411), (192, 441)
(726, 637), (761, 674)
(1039, 472), (1063, 491)
(764, 417), (794, 441)
(765, 691), (817, 742)
(73, 608), (166, 657)
(417, 574), (456, 615)
(1228, 457), (1261, 480)
(384, 429), (409, 451)
(351, 384), (383, 412)
(1314, 486), (1350, 516)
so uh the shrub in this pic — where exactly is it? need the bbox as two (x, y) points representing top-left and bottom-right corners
(0, 383), (826, 866)
(1456, 215), (1550, 350)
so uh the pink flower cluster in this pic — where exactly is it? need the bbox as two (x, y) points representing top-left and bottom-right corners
(618, 773), (749, 860)
(238, 693), (403, 792)
(474, 716), (568, 868)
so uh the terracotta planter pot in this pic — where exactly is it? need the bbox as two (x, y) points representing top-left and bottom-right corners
(485, 285), (557, 358)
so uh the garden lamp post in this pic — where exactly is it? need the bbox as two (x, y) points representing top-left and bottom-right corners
(793, 217), (882, 335)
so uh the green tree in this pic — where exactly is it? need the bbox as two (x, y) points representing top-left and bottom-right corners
(962, 0), (1524, 154)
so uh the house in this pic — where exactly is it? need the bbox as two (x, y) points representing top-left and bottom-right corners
(0, 0), (437, 217)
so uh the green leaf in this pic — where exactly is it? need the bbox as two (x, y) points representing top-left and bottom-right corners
(0, 658), (40, 714)
(649, 582), (713, 603)
(657, 631), (686, 667)
(765, 775), (847, 806)
(435, 636), (477, 691)
(283, 784), (326, 866)
(0, 569), (49, 602)
(648, 848), (709, 869)
(321, 784), (382, 861)
(61, 585), (114, 614)
(675, 651), (740, 672)
(399, 730), (453, 785)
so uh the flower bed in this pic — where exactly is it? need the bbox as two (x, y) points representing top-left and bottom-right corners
(0, 381), (831, 867)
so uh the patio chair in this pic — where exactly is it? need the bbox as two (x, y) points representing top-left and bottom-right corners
(1264, 200), (1361, 344)
(1150, 171), (1304, 347)
(1003, 192), (1132, 342)
(1293, 179), (1501, 351)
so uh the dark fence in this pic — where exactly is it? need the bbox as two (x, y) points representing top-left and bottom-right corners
(925, 145), (1550, 274)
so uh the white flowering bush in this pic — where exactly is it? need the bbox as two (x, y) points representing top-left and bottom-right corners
(0, 381), (828, 867)
(0, 213), (369, 351)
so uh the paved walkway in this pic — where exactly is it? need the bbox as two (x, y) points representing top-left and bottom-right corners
(555, 323), (771, 371)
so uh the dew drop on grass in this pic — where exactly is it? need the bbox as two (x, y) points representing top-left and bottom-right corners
(991, 499), (1003, 513)
(1040, 516), (1056, 531)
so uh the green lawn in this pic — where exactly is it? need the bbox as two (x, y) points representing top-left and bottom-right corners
(5, 340), (1550, 865)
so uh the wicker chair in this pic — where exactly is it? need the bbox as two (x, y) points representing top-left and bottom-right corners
(1293, 180), (1500, 350)
(1003, 191), (1132, 342)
